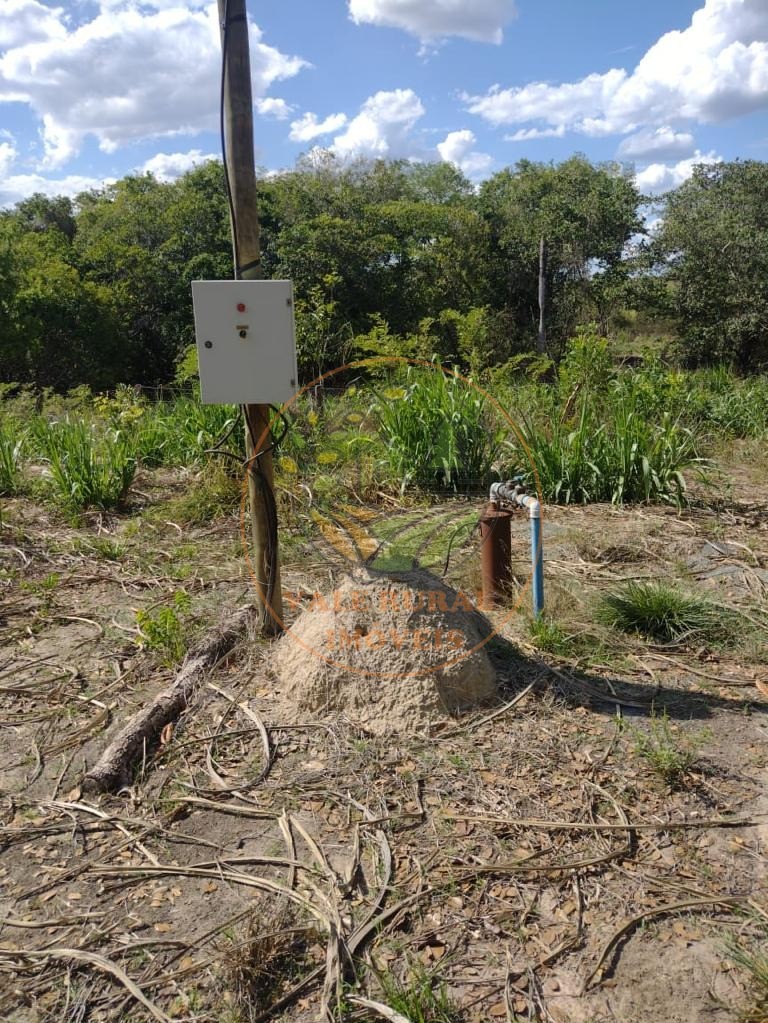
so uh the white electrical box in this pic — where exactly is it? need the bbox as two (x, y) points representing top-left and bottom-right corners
(191, 280), (299, 405)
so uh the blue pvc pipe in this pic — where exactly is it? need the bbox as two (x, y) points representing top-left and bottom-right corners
(529, 504), (544, 618)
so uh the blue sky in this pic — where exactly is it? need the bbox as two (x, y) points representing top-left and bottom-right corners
(0, 0), (767, 206)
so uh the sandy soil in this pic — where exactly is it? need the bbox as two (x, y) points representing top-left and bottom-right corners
(0, 456), (766, 1023)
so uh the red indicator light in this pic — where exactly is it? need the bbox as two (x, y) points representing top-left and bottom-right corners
(237, 302), (246, 312)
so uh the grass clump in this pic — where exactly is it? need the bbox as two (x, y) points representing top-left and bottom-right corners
(373, 961), (462, 1023)
(217, 901), (318, 1021)
(596, 580), (733, 644)
(36, 417), (136, 511)
(725, 918), (768, 1022)
(628, 709), (710, 787)
(150, 466), (241, 526)
(0, 420), (25, 495)
(529, 615), (572, 655)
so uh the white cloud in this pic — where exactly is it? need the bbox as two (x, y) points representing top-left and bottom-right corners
(289, 111), (348, 143)
(634, 149), (722, 193)
(617, 126), (696, 160)
(464, 70), (627, 132)
(436, 128), (492, 177)
(505, 125), (566, 142)
(257, 97), (293, 120)
(348, 0), (517, 44)
(140, 148), (218, 181)
(98, 0), (211, 7)
(465, 0), (768, 137)
(0, 172), (114, 209)
(330, 89), (425, 159)
(0, 139), (17, 176)
(0, 2), (307, 169)
(0, 0), (66, 49)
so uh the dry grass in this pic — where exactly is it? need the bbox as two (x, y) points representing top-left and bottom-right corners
(0, 450), (767, 1023)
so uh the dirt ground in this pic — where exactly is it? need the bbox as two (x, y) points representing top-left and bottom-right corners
(1, 446), (767, 1023)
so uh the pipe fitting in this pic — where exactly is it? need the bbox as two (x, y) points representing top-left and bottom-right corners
(485, 480), (544, 617)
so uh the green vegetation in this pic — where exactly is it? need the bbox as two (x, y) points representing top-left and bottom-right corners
(375, 365), (504, 492)
(95, 385), (239, 467)
(1, 156), (767, 397)
(725, 918), (768, 1022)
(0, 419), (24, 495)
(135, 590), (192, 667)
(596, 580), (733, 644)
(513, 400), (698, 506)
(151, 466), (241, 526)
(373, 961), (462, 1023)
(1, 337), (766, 520)
(628, 710), (711, 788)
(36, 417), (136, 511)
(529, 615), (572, 655)
(658, 161), (768, 370)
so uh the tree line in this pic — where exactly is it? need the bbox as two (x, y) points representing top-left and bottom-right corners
(0, 153), (766, 392)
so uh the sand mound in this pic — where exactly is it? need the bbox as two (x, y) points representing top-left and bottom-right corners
(270, 567), (497, 734)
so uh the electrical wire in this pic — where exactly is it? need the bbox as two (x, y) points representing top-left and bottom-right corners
(268, 404), (290, 450)
(203, 411), (241, 459)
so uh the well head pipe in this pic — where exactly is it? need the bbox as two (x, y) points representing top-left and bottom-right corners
(479, 502), (513, 607)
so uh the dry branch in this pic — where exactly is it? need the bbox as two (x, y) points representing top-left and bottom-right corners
(0, 946), (171, 1022)
(82, 605), (256, 794)
(583, 895), (748, 991)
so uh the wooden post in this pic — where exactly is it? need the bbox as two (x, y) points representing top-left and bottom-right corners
(537, 236), (547, 355)
(217, 0), (282, 633)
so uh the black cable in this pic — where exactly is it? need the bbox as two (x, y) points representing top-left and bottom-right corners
(268, 404), (290, 449)
(204, 411), (240, 457)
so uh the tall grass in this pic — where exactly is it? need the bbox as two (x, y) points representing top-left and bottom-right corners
(95, 387), (239, 467)
(375, 367), (504, 492)
(512, 398), (701, 506)
(36, 418), (136, 511)
(139, 395), (239, 467)
(616, 361), (768, 438)
(0, 420), (24, 495)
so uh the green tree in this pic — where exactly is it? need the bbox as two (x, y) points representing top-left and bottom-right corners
(657, 160), (768, 369)
(479, 156), (642, 354)
(74, 165), (231, 384)
(5, 228), (123, 389)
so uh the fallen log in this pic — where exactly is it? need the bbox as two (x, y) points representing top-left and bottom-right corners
(82, 605), (257, 794)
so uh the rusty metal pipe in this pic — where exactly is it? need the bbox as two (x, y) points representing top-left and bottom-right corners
(479, 502), (513, 607)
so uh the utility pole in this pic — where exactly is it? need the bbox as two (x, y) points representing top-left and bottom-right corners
(537, 236), (547, 355)
(217, 0), (283, 633)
